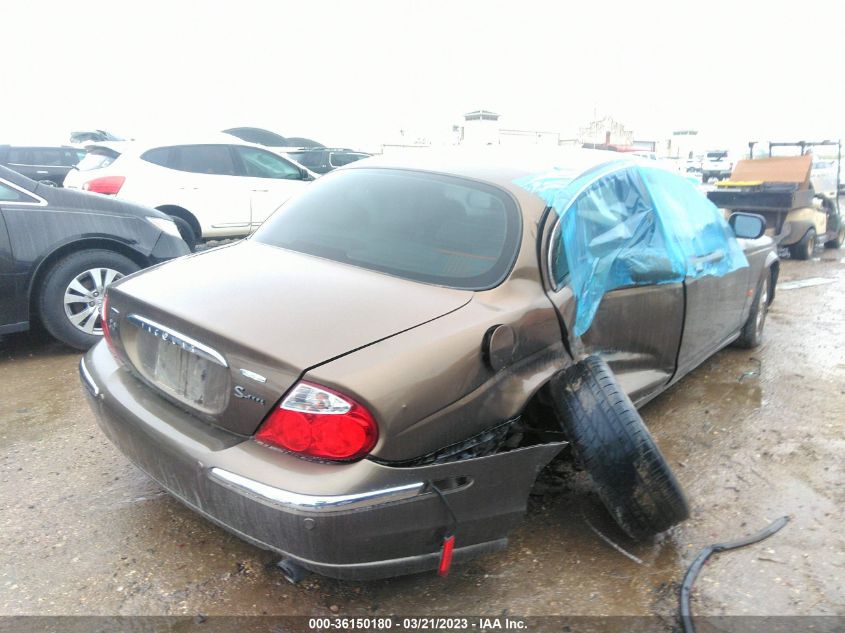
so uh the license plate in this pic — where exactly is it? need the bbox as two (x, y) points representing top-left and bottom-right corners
(129, 318), (229, 414)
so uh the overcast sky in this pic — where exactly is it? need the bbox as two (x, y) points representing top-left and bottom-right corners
(3, 0), (843, 151)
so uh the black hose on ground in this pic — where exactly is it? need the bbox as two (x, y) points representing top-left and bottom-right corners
(680, 515), (790, 633)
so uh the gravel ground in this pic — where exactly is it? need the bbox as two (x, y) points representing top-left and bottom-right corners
(1, 245), (843, 626)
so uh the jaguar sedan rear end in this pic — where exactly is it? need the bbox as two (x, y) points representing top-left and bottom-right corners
(81, 158), (570, 579)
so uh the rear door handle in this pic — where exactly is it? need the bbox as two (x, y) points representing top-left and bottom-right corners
(36, 170), (49, 174)
(251, 189), (269, 193)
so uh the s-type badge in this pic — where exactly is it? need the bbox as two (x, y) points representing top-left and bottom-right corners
(233, 385), (266, 405)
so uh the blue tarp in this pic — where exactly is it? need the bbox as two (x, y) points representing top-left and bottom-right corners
(515, 162), (748, 335)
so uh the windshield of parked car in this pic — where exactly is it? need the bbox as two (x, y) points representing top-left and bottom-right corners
(812, 160), (835, 170)
(253, 168), (521, 289)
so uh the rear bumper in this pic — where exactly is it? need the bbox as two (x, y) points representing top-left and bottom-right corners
(81, 342), (563, 580)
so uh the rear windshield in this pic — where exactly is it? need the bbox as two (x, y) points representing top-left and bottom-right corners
(330, 152), (368, 167)
(76, 149), (119, 171)
(253, 168), (521, 290)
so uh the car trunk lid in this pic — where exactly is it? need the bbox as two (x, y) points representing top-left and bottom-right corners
(107, 240), (472, 435)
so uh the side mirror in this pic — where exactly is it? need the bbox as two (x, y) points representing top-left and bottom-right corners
(729, 212), (766, 239)
(301, 170), (315, 181)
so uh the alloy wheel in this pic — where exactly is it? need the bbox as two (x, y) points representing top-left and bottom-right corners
(62, 267), (124, 335)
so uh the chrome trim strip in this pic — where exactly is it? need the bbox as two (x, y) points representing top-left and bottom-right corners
(239, 368), (267, 383)
(209, 468), (425, 512)
(126, 314), (228, 367)
(79, 357), (100, 397)
(547, 219), (562, 291)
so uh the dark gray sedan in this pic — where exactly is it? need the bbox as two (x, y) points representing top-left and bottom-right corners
(0, 165), (189, 349)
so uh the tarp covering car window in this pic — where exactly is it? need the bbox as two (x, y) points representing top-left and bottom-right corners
(515, 162), (748, 335)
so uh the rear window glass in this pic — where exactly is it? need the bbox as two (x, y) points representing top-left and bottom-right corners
(294, 151), (322, 167)
(77, 150), (119, 171)
(253, 168), (521, 290)
(330, 152), (368, 167)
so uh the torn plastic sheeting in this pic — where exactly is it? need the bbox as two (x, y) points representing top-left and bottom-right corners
(515, 163), (748, 335)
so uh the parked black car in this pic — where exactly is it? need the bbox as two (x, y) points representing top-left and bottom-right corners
(0, 166), (189, 349)
(0, 145), (86, 187)
(286, 148), (371, 174)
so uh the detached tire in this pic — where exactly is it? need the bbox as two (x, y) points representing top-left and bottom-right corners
(549, 356), (689, 539)
(39, 249), (140, 350)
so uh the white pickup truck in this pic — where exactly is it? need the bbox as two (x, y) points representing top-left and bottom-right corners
(701, 150), (737, 183)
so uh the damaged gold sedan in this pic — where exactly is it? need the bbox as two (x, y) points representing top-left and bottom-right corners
(80, 148), (778, 580)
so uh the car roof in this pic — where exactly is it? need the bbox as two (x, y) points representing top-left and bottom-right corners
(343, 146), (629, 199)
(290, 147), (367, 153)
(85, 135), (282, 156)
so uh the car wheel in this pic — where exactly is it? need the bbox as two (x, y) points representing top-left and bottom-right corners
(733, 271), (769, 349)
(824, 224), (845, 249)
(788, 228), (816, 260)
(39, 249), (140, 350)
(169, 216), (197, 252)
(548, 356), (689, 539)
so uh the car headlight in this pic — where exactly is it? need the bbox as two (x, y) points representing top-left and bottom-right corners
(146, 216), (182, 239)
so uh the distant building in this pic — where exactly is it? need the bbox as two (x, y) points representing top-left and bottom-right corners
(578, 116), (634, 147)
(460, 110), (502, 145)
(666, 129), (702, 159)
(459, 110), (576, 147)
(454, 110), (657, 152)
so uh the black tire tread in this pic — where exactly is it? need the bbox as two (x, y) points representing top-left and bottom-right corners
(824, 225), (844, 249)
(788, 228), (816, 260)
(549, 356), (689, 539)
(38, 249), (139, 350)
(734, 273), (767, 349)
(169, 216), (197, 252)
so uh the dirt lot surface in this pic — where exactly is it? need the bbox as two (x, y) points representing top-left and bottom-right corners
(1, 248), (843, 626)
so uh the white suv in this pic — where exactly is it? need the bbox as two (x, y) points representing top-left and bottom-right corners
(64, 139), (315, 248)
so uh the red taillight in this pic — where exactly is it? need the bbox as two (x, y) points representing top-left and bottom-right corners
(101, 293), (114, 348)
(100, 292), (125, 366)
(255, 381), (378, 461)
(82, 176), (125, 195)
